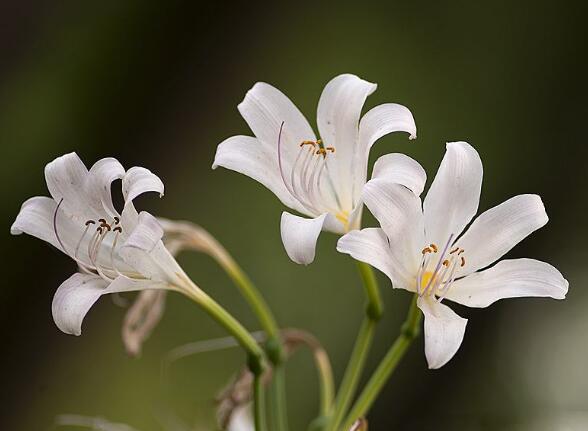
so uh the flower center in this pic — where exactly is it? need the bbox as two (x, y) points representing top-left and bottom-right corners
(416, 234), (466, 302)
(53, 198), (128, 282)
(277, 122), (343, 218)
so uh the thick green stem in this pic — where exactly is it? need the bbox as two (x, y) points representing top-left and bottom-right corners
(272, 365), (289, 431)
(341, 295), (422, 430)
(254, 372), (268, 431)
(328, 262), (383, 431)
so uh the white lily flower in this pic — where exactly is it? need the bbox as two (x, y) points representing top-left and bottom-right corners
(11, 153), (194, 336)
(337, 142), (568, 368)
(213, 73), (418, 264)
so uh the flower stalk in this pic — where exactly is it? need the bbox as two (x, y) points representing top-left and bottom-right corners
(327, 262), (383, 431)
(341, 295), (421, 430)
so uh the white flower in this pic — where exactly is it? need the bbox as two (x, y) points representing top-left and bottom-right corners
(337, 142), (568, 369)
(213, 73), (418, 264)
(11, 153), (192, 336)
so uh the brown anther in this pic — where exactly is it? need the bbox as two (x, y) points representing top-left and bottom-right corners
(96, 227), (104, 234)
(113, 216), (120, 224)
(316, 148), (327, 157)
(98, 218), (107, 224)
(460, 256), (466, 267)
(450, 247), (460, 254)
(85, 220), (96, 226)
(442, 259), (450, 267)
(422, 246), (432, 254)
(113, 226), (123, 233)
(458, 249), (465, 255)
(326, 146), (335, 153)
(430, 243), (438, 253)
(300, 140), (317, 147)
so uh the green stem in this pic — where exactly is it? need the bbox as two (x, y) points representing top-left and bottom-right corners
(328, 261), (383, 431)
(341, 295), (422, 430)
(254, 372), (268, 431)
(183, 284), (265, 375)
(272, 365), (289, 431)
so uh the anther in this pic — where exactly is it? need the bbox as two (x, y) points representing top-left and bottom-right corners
(300, 140), (317, 148)
(113, 216), (120, 225)
(422, 246), (432, 254)
(98, 218), (107, 224)
(316, 148), (327, 157)
(458, 249), (465, 255)
(430, 243), (438, 253)
(326, 146), (335, 153)
(113, 226), (122, 233)
(85, 220), (96, 226)
(460, 256), (466, 267)
(442, 259), (450, 267)
(450, 247), (460, 254)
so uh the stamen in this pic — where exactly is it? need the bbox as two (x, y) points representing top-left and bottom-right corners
(458, 249), (465, 255)
(449, 247), (460, 254)
(430, 243), (438, 253)
(114, 216), (120, 225)
(442, 259), (450, 267)
(422, 246), (432, 254)
(460, 256), (466, 267)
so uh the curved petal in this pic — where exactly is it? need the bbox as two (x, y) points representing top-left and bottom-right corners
(52, 272), (166, 336)
(280, 212), (327, 265)
(44, 152), (91, 217)
(362, 179), (424, 283)
(123, 211), (164, 252)
(337, 228), (408, 289)
(317, 74), (377, 208)
(237, 82), (316, 165)
(86, 157), (126, 218)
(122, 166), (164, 204)
(359, 103), (417, 149)
(423, 142), (483, 247)
(418, 296), (468, 369)
(11, 196), (82, 252)
(446, 258), (568, 308)
(213, 135), (305, 213)
(456, 194), (549, 275)
(371, 153), (427, 196)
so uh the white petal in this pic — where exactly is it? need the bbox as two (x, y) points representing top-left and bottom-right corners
(362, 179), (424, 283)
(86, 157), (126, 218)
(122, 166), (164, 203)
(123, 211), (164, 252)
(280, 212), (327, 265)
(359, 103), (417, 149)
(213, 135), (305, 213)
(371, 153), (427, 196)
(456, 194), (549, 275)
(423, 142), (483, 246)
(11, 196), (82, 251)
(237, 82), (316, 164)
(44, 152), (91, 217)
(446, 258), (568, 308)
(418, 296), (468, 369)
(52, 273), (166, 335)
(337, 228), (406, 289)
(317, 74), (377, 208)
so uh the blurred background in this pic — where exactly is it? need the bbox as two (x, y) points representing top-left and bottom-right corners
(1, 1), (587, 430)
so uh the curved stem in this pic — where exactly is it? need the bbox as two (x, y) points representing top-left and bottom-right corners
(341, 295), (422, 430)
(254, 372), (268, 431)
(328, 262), (383, 431)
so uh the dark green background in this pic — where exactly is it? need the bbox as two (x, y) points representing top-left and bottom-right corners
(1, 1), (586, 430)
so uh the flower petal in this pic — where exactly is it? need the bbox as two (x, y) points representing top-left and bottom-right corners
(44, 152), (91, 217)
(371, 153), (427, 196)
(362, 179), (424, 285)
(11, 196), (82, 251)
(237, 82), (316, 164)
(280, 212), (327, 264)
(446, 258), (568, 308)
(456, 194), (549, 275)
(86, 157), (126, 218)
(52, 273), (166, 336)
(317, 74), (377, 208)
(122, 166), (164, 204)
(123, 211), (164, 252)
(213, 135), (305, 213)
(418, 296), (468, 369)
(359, 103), (417, 149)
(337, 228), (406, 289)
(423, 142), (483, 247)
